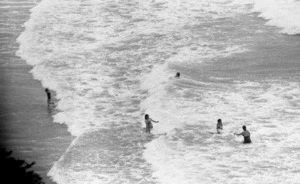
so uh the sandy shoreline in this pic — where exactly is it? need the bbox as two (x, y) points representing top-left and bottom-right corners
(0, 57), (74, 184)
(0, 1), (73, 183)
(0, 33), (73, 184)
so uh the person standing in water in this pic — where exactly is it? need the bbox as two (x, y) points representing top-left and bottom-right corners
(235, 125), (252, 143)
(145, 114), (159, 134)
(45, 88), (54, 106)
(216, 119), (223, 134)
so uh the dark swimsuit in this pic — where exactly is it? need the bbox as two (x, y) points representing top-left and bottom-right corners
(242, 130), (251, 143)
(46, 92), (51, 99)
(243, 136), (252, 144)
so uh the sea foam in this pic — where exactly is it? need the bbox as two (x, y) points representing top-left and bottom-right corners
(15, 0), (300, 183)
(252, 0), (300, 35)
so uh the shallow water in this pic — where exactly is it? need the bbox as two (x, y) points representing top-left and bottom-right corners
(0, 1), (73, 184)
(12, 0), (300, 183)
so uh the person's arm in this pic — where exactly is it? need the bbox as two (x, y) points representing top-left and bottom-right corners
(234, 132), (243, 136)
(150, 118), (159, 123)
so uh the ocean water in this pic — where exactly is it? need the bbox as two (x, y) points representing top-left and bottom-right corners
(14, 0), (300, 183)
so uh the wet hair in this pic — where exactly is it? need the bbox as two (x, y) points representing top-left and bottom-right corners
(217, 119), (222, 123)
(176, 72), (180, 77)
(242, 125), (246, 130)
(145, 114), (149, 119)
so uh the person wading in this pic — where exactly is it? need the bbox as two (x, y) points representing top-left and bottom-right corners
(235, 125), (252, 144)
(145, 114), (159, 134)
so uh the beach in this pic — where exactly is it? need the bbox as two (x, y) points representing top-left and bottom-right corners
(2, 0), (300, 184)
(0, 58), (73, 184)
(0, 1), (73, 183)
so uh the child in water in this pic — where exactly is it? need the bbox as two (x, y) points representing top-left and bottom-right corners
(216, 119), (223, 134)
(145, 114), (159, 133)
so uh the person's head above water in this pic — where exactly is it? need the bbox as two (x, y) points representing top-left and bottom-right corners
(45, 88), (49, 92)
(145, 114), (149, 119)
(175, 72), (180, 78)
(217, 119), (222, 123)
(243, 125), (247, 130)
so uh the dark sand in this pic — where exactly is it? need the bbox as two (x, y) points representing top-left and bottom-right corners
(0, 1), (73, 183)
(0, 58), (73, 184)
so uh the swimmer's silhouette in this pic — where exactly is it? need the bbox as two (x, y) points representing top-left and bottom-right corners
(235, 125), (252, 143)
(216, 119), (223, 134)
(145, 114), (159, 134)
(45, 88), (54, 106)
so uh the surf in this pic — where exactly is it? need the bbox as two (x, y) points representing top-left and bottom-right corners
(15, 0), (300, 183)
(251, 0), (300, 35)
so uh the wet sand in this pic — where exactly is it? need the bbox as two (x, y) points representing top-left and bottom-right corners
(0, 1), (73, 183)
(0, 56), (73, 184)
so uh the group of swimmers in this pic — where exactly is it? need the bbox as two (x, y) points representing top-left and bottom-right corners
(145, 115), (251, 144)
(144, 72), (252, 144)
(45, 72), (251, 144)
(216, 119), (251, 143)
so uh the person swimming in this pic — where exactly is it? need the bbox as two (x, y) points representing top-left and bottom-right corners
(216, 119), (223, 134)
(175, 72), (180, 78)
(234, 125), (252, 143)
(145, 114), (159, 134)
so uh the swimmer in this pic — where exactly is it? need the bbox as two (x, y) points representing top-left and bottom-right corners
(145, 114), (159, 134)
(175, 72), (180, 78)
(234, 125), (252, 144)
(45, 88), (54, 106)
(216, 119), (223, 134)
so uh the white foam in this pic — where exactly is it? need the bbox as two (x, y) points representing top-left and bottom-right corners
(16, 0), (300, 183)
(16, 0), (148, 137)
(251, 0), (300, 35)
(142, 76), (300, 183)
